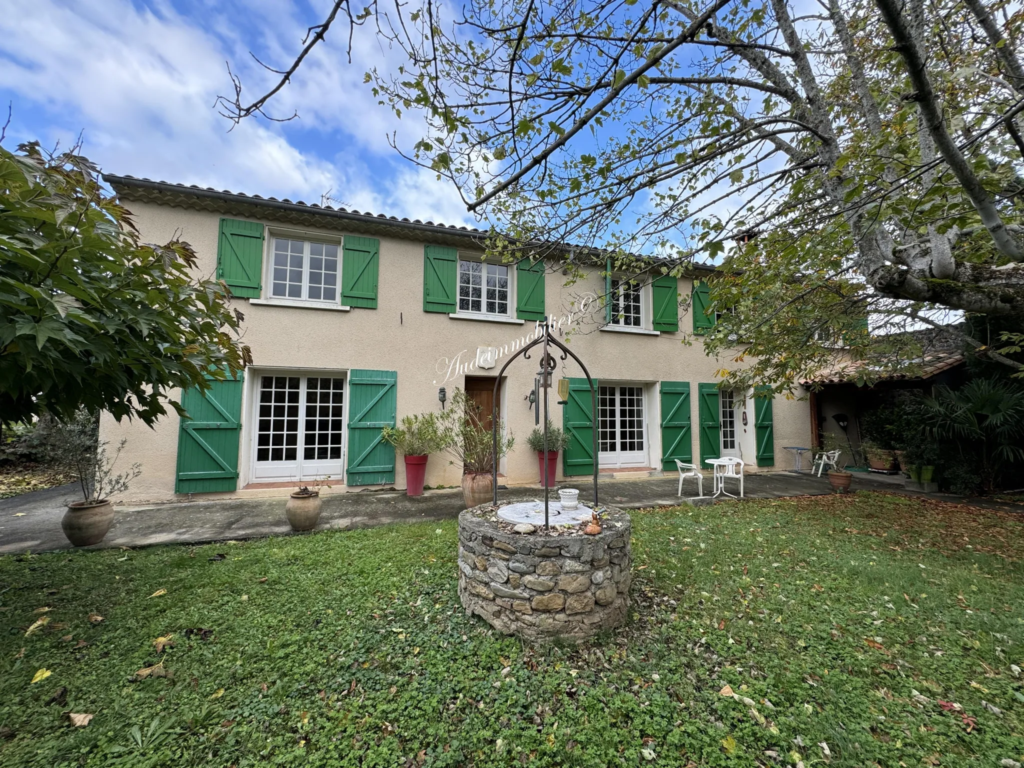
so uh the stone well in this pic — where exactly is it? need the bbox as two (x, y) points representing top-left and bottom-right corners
(457, 503), (631, 641)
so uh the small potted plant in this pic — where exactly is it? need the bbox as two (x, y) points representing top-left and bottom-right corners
(862, 439), (897, 472)
(287, 476), (330, 531)
(438, 388), (515, 507)
(526, 420), (569, 488)
(49, 412), (141, 547)
(827, 467), (853, 492)
(903, 441), (939, 485)
(382, 413), (449, 497)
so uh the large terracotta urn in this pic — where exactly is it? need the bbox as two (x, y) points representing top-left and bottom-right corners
(61, 501), (115, 547)
(461, 472), (493, 508)
(286, 492), (322, 531)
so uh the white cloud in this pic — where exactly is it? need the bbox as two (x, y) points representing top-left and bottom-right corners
(0, 0), (475, 224)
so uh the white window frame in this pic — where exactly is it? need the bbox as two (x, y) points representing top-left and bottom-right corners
(248, 369), (349, 484)
(256, 228), (351, 311)
(455, 256), (513, 320)
(607, 278), (646, 330)
(597, 383), (649, 468)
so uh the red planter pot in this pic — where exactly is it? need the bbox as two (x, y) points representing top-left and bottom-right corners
(537, 450), (559, 488)
(405, 455), (428, 496)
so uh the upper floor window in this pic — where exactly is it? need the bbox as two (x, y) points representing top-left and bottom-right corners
(610, 279), (643, 327)
(271, 238), (339, 303)
(458, 260), (509, 316)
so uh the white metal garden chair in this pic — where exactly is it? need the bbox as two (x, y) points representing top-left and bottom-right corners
(812, 449), (841, 477)
(674, 460), (704, 497)
(713, 457), (745, 498)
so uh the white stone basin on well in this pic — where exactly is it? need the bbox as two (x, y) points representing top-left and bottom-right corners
(496, 501), (595, 527)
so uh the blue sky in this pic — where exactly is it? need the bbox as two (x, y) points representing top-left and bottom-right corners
(0, 0), (477, 227)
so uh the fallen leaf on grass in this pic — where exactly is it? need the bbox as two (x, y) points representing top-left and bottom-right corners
(209, 688), (225, 699)
(87, 613), (103, 624)
(719, 685), (734, 697)
(153, 635), (174, 653)
(864, 638), (889, 654)
(31, 669), (52, 684)
(257, 577), (268, 583)
(721, 735), (738, 754)
(25, 617), (49, 636)
(132, 662), (170, 681)
(149, 589), (167, 598)
(68, 713), (94, 727)
(74, 640), (89, 649)
(13, 513), (25, 517)
(59, 634), (72, 642)
(34, 606), (51, 613)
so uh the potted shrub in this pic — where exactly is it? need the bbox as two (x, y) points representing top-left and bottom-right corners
(382, 413), (449, 497)
(438, 388), (515, 507)
(526, 420), (569, 488)
(286, 476), (330, 531)
(49, 412), (141, 547)
(827, 468), (853, 492)
(902, 441), (939, 485)
(861, 439), (896, 472)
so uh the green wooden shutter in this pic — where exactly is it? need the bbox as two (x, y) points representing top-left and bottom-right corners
(652, 275), (679, 332)
(346, 370), (397, 485)
(604, 258), (613, 324)
(175, 378), (243, 494)
(342, 236), (380, 309)
(754, 386), (775, 467)
(698, 383), (721, 468)
(217, 219), (264, 298)
(423, 245), (457, 313)
(516, 259), (546, 320)
(659, 381), (692, 470)
(563, 378), (598, 476)
(692, 280), (714, 334)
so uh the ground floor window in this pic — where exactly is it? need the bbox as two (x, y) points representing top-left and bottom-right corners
(598, 385), (647, 467)
(253, 375), (345, 481)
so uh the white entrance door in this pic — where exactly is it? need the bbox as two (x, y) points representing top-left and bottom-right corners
(598, 385), (648, 468)
(253, 375), (345, 482)
(720, 389), (741, 459)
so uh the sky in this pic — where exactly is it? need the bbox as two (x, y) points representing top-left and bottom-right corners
(0, 0), (478, 228)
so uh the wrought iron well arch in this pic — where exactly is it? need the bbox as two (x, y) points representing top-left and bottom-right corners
(490, 317), (599, 529)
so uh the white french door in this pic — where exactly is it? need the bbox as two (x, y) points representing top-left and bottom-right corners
(598, 385), (648, 468)
(720, 389), (741, 459)
(252, 375), (345, 482)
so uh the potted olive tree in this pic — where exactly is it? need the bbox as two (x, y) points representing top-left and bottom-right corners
(438, 388), (515, 507)
(50, 412), (141, 547)
(526, 420), (569, 488)
(382, 413), (449, 496)
(286, 476), (331, 531)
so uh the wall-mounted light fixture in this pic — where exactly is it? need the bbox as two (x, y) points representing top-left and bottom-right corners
(833, 412), (849, 432)
(527, 390), (536, 408)
(438, 387), (447, 410)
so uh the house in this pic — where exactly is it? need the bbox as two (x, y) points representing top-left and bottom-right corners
(99, 175), (814, 502)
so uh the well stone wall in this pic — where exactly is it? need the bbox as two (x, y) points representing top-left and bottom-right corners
(457, 505), (631, 641)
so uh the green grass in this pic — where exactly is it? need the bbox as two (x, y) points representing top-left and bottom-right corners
(2, 492), (1024, 767)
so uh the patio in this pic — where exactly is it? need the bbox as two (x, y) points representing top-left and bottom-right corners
(1, 470), (1009, 556)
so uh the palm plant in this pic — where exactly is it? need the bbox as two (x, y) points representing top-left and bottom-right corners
(924, 379), (1024, 493)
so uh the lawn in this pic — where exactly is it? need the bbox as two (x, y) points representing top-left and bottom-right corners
(1, 492), (1023, 767)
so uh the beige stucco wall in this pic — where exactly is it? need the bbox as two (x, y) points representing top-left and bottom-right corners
(99, 200), (813, 503)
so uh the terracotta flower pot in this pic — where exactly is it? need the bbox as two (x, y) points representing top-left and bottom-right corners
(461, 472), (493, 508)
(61, 500), (114, 547)
(827, 470), (853, 493)
(537, 450), (559, 488)
(405, 455), (428, 497)
(286, 492), (322, 531)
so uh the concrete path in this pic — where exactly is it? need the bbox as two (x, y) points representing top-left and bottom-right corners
(0, 472), (1015, 555)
